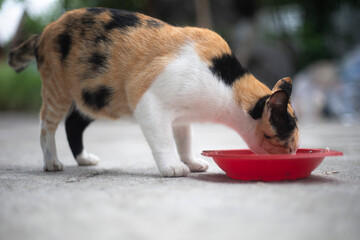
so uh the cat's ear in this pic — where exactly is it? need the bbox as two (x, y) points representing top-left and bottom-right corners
(268, 90), (289, 113)
(266, 90), (289, 129)
(272, 77), (292, 97)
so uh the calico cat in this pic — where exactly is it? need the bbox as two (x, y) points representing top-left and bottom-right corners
(8, 7), (299, 177)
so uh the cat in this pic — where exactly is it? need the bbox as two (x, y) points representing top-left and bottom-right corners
(8, 7), (299, 177)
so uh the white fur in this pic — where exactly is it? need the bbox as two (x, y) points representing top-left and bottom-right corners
(173, 124), (208, 172)
(134, 43), (256, 177)
(76, 150), (100, 166)
(41, 120), (99, 170)
(40, 121), (63, 171)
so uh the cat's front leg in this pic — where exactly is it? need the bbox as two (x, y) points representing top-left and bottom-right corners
(172, 124), (209, 172)
(134, 96), (190, 177)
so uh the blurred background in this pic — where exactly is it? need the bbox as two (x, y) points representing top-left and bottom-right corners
(0, 0), (359, 123)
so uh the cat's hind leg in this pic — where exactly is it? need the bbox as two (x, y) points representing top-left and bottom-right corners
(173, 124), (209, 172)
(40, 95), (71, 171)
(65, 105), (99, 166)
(134, 95), (190, 177)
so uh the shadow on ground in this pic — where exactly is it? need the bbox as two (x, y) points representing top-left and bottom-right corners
(17, 165), (343, 185)
(190, 172), (342, 185)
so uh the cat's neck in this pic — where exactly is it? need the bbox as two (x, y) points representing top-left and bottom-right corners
(232, 74), (271, 113)
(210, 74), (271, 140)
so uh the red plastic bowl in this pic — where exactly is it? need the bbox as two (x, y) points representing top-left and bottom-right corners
(201, 148), (343, 181)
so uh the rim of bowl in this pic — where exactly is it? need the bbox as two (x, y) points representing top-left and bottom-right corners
(201, 148), (343, 160)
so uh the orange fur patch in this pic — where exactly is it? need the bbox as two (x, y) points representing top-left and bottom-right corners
(34, 8), (236, 123)
(232, 74), (271, 112)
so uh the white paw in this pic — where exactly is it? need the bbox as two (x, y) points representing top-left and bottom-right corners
(185, 158), (209, 172)
(44, 160), (63, 171)
(159, 162), (190, 177)
(76, 151), (100, 166)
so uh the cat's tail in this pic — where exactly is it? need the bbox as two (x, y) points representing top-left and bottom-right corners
(8, 34), (40, 73)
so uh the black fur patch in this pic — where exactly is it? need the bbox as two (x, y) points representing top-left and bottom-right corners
(104, 9), (140, 31)
(210, 54), (248, 86)
(88, 52), (108, 73)
(57, 32), (72, 62)
(78, 52), (109, 80)
(249, 95), (270, 119)
(278, 79), (292, 96)
(87, 8), (106, 14)
(82, 86), (113, 110)
(65, 106), (93, 158)
(81, 15), (96, 26)
(270, 110), (297, 141)
(94, 34), (110, 45)
(79, 14), (97, 36)
(146, 19), (163, 28)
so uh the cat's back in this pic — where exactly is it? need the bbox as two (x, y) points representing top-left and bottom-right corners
(38, 7), (231, 72)
(36, 8), (233, 118)
(36, 8), (183, 116)
(38, 8), (177, 72)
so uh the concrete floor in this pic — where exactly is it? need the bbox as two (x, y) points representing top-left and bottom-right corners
(0, 113), (359, 240)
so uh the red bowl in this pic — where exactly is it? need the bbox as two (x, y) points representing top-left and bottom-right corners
(201, 148), (343, 181)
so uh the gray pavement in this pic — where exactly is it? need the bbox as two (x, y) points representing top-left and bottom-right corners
(0, 113), (359, 240)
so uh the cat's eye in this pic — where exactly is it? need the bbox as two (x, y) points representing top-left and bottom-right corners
(264, 134), (274, 139)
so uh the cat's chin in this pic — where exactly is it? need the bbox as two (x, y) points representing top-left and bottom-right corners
(249, 148), (269, 155)
(246, 144), (267, 155)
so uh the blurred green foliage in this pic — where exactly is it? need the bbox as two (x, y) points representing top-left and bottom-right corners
(261, 0), (360, 69)
(63, 0), (150, 11)
(0, 1), (50, 112)
(0, 61), (41, 111)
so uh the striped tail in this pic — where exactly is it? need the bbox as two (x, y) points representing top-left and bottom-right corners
(8, 34), (40, 73)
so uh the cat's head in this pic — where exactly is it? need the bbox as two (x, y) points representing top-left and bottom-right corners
(248, 77), (299, 154)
